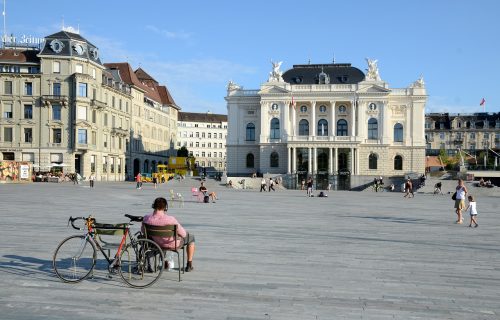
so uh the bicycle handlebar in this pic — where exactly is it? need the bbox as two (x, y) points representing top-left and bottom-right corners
(67, 216), (87, 230)
(124, 214), (143, 222)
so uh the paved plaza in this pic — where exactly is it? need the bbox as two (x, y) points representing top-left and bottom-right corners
(0, 179), (499, 319)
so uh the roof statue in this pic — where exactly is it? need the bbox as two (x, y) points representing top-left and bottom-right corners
(227, 80), (241, 92)
(365, 58), (381, 81)
(268, 61), (284, 82)
(411, 75), (425, 88)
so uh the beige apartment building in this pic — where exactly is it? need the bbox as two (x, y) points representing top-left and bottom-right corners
(425, 113), (500, 159)
(0, 30), (179, 181)
(177, 112), (227, 172)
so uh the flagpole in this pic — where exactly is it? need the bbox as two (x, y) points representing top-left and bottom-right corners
(2, 0), (6, 48)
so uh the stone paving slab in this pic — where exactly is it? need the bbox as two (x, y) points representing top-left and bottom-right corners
(0, 179), (499, 319)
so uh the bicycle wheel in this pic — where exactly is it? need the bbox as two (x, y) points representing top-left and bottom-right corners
(119, 238), (164, 288)
(53, 235), (96, 283)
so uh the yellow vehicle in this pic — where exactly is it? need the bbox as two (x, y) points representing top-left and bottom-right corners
(166, 156), (197, 176)
(140, 173), (153, 183)
(156, 165), (174, 183)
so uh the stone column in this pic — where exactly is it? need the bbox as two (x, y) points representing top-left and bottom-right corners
(350, 147), (354, 173)
(334, 148), (338, 173)
(259, 101), (268, 143)
(330, 101), (336, 137)
(308, 147), (312, 174)
(287, 147), (291, 174)
(291, 104), (296, 137)
(311, 101), (316, 138)
(313, 147), (317, 174)
(328, 147), (333, 174)
(292, 147), (297, 173)
(351, 101), (356, 137)
(355, 148), (360, 175)
(283, 101), (289, 140)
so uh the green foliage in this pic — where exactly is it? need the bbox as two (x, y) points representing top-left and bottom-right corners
(177, 146), (189, 157)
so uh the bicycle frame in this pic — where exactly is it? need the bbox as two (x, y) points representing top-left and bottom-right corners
(87, 226), (131, 268)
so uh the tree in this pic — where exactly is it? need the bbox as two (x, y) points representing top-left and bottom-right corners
(177, 146), (189, 157)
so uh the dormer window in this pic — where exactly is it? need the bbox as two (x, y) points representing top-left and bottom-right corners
(318, 71), (330, 84)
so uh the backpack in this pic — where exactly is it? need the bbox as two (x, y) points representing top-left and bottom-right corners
(204, 195), (210, 203)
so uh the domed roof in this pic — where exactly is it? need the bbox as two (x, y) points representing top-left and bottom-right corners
(282, 63), (365, 85)
(39, 30), (102, 64)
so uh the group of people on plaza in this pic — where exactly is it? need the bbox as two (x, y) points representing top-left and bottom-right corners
(477, 177), (494, 188)
(260, 176), (281, 192)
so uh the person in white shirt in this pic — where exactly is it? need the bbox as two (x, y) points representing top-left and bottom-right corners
(466, 195), (478, 228)
(454, 179), (468, 224)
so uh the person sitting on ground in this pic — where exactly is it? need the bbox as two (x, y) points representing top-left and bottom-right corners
(433, 182), (442, 195)
(227, 180), (233, 187)
(143, 197), (196, 272)
(478, 177), (485, 187)
(199, 182), (208, 195)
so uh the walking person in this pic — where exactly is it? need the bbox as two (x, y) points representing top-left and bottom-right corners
(260, 178), (266, 192)
(136, 173), (142, 189)
(89, 173), (95, 188)
(454, 179), (468, 224)
(268, 177), (275, 192)
(403, 178), (414, 198)
(466, 195), (478, 228)
(152, 173), (158, 189)
(306, 177), (313, 197)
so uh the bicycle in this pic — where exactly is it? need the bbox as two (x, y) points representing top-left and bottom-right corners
(52, 214), (164, 289)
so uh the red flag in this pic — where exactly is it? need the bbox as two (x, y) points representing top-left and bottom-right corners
(291, 95), (295, 108)
(480, 98), (486, 106)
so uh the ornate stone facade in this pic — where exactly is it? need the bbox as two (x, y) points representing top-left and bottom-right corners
(226, 60), (427, 188)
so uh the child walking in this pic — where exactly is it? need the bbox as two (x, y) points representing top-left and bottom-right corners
(466, 195), (478, 228)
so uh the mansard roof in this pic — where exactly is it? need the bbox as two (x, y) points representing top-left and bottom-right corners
(282, 63), (365, 85)
(39, 30), (102, 65)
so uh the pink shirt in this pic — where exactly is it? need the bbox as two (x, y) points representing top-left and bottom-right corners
(143, 211), (187, 250)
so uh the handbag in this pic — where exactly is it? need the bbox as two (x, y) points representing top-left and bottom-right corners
(451, 192), (457, 200)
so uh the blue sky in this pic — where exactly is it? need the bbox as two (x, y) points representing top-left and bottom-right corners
(5, 0), (500, 114)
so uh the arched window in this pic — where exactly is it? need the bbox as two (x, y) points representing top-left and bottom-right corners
(270, 152), (279, 167)
(394, 155), (403, 170)
(246, 123), (255, 141)
(337, 119), (348, 136)
(143, 159), (149, 173)
(317, 119), (328, 136)
(246, 153), (254, 168)
(368, 118), (378, 139)
(394, 123), (403, 142)
(369, 153), (378, 169)
(270, 118), (280, 139)
(299, 119), (309, 136)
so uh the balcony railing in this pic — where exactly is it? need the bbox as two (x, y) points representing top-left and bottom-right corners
(42, 95), (69, 106)
(91, 99), (107, 109)
(111, 127), (129, 136)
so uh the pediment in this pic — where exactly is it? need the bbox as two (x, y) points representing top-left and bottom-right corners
(357, 84), (391, 94)
(259, 85), (290, 95)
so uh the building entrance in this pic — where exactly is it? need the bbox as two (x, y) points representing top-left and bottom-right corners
(74, 154), (81, 174)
